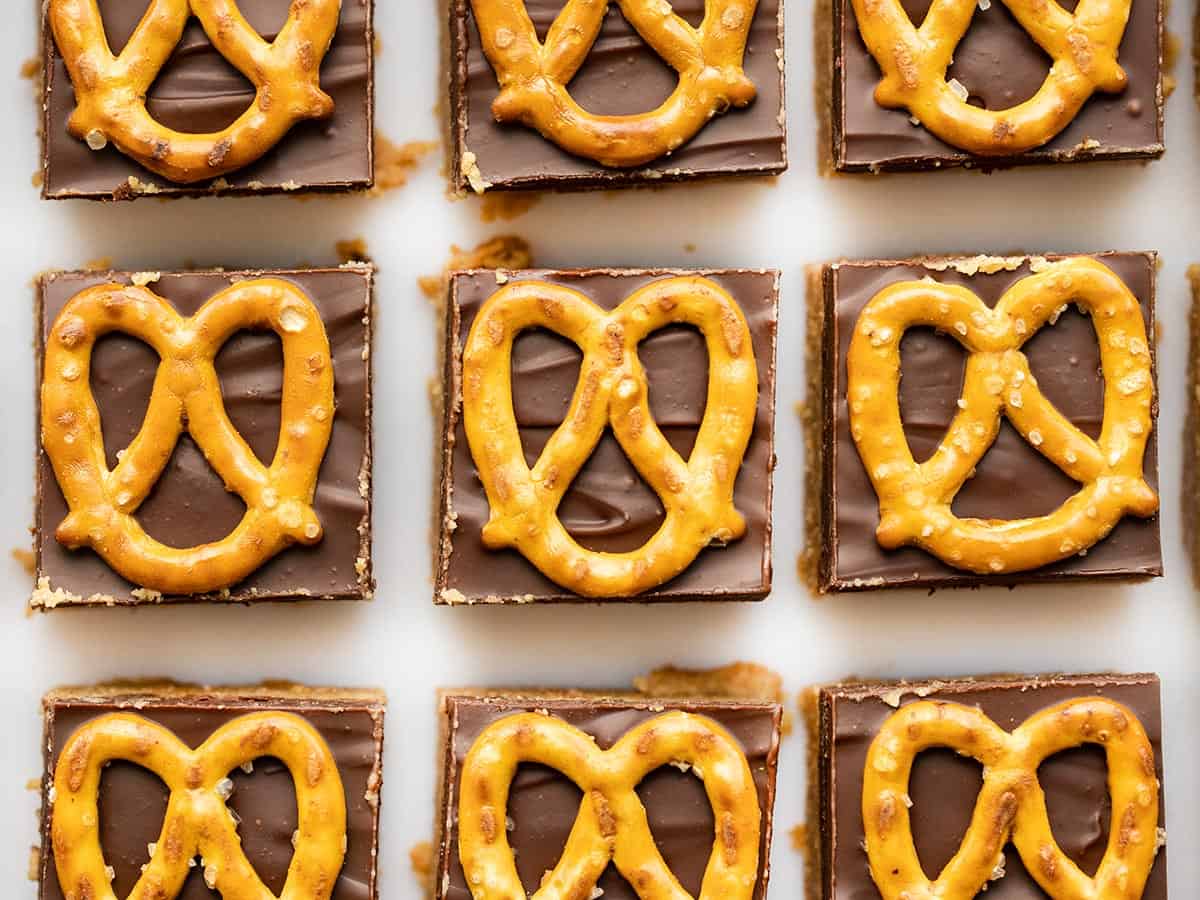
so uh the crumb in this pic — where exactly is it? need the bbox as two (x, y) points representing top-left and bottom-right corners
(683, 242), (697, 253)
(12, 548), (35, 576)
(31, 171), (43, 188)
(1155, 320), (1163, 346)
(373, 135), (438, 195)
(130, 272), (160, 287)
(27, 846), (39, 881)
(336, 238), (371, 264)
(20, 58), (38, 79)
(409, 841), (433, 881)
(790, 823), (807, 852)
(479, 192), (540, 223)
(84, 257), (114, 272)
(460, 150), (492, 194)
(418, 236), (533, 300)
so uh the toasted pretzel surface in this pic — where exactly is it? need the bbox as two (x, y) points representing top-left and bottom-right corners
(458, 710), (761, 900)
(461, 275), (759, 597)
(468, 0), (760, 168)
(863, 697), (1159, 900)
(51, 710), (346, 900)
(41, 279), (335, 595)
(847, 257), (1157, 575)
(48, 0), (341, 184)
(850, 0), (1131, 154)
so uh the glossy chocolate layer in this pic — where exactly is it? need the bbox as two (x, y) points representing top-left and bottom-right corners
(35, 268), (374, 605)
(40, 687), (384, 900)
(436, 694), (781, 900)
(817, 674), (1167, 899)
(437, 269), (778, 603)
(831, 0), (1163, 171)
(818, 253), (1161, 591)
(448, 0), (786, 191)
(42, 0), (374, 199)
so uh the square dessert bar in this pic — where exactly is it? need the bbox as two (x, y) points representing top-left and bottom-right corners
(821, 0), (1163, 172)
(446, 0), (787, 193)
(436, 268), (779, 604)
(39, 683), (386, 900)
(806, 252), (1161, 592)
(435, 688), (783, 900)
(809, 673), (1167, 899)
(41, 0), (374, 199)
(33, 266), (374, 608)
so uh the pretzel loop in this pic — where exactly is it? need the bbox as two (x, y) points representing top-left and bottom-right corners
(51, 711), (347, 900)
(847, 257), (1157, 575)
(41, 279), (335, 595)
(458, 711), (762, 900)
(48, 0), (342, 183)
(462, 276), (759, 597)
(863, 698), (1159, 900)
(851, 0), (1131, 154)
(469, 0), (760, 167)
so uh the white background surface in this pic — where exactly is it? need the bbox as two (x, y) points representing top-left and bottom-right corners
(1, 1), (1197, 897)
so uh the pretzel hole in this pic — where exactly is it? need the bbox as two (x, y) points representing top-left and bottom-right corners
(1037, 745), (1111, 876)
(898, 328), (967, 464)
(908, 749), (983, 877)
(1023, 304), (1104, 441)
(223, 755), (300, 895)
(96, 760), (169, 896)
(214, 330), (284, 466)
(89, 332), (156, 470)
(144, 24), (258, 134)
(556, 10), (679, 116)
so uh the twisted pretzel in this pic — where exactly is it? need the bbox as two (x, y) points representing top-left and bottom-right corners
(850, 0), (1131, 154)
(462, 276), (758, 597)
(469, 0), (760, 167)
(48, 0), (341, 183)
(41, 279), (335, 595)
(863, 698), (1159, 900)
(51, 711), (346, 900)
(847, 257), (1157, 575)
(458, 711), (762, 900)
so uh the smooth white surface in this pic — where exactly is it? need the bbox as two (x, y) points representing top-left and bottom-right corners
(1, 2), (1197, 897)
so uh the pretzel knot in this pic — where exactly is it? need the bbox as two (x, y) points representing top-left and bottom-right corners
(470, 0), (760, 167)
(847, 257), (1157, 575)
(863, 698), (1159, 900)
(851, 0), (1131, 154)
(48, 0), (342, 183)
(462, 276), (759, 597)
(458, 711), (762, 900)
(51, 711), (346, 900)
(41, 279), (335, 595)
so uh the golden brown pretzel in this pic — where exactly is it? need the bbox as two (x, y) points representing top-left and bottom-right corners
(850, 0), (1131, 154)
(51, 710), (346, 900)
(847, 257), (1157, 575)
(863, 697), (1159, 900)
(458, 710), (762, 900)
(461, 275), (759, 597)
(48, 0), (341, 183)
(41, 279), (335, 595)
(469, 0), (760, 167)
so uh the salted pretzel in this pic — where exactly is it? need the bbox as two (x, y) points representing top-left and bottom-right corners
(48, 0), (341, 183)
(51, 710), (346, 900)
(461, 275), (758, 597)
(41, 278), (335, 595)
(847, 257), (1157, 575)
(863, 697), (1159, 900)
(458, 710), (761, 900)
(469, 0), (760, 168)
(851, 0), (1131, 154)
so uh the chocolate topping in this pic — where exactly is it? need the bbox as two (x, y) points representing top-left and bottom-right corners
(449, 0), (786, 190)
(438, 269), (778, 602)
(42, 0), (374, 198)
(818, 674), (1167, 899)
(35, 268), (374, 604)
(819, 253), (1161, 591)
(437, 696), (781, 900)
(40, 689), (384, 900)
(831, 0), (1163, 170)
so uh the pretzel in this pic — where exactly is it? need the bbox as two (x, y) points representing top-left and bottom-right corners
(461, 275), (758, 597)
(863, 697), (1159, 900)
(41, 279), (335, 595)
(850, 0), (1131, 154)
(468, 0), (760, 168)
(458, 710), (761, 900)
(847, 257), (1157, 575)
(48, 0), (341, 184)
(51, 710), (346, 900)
